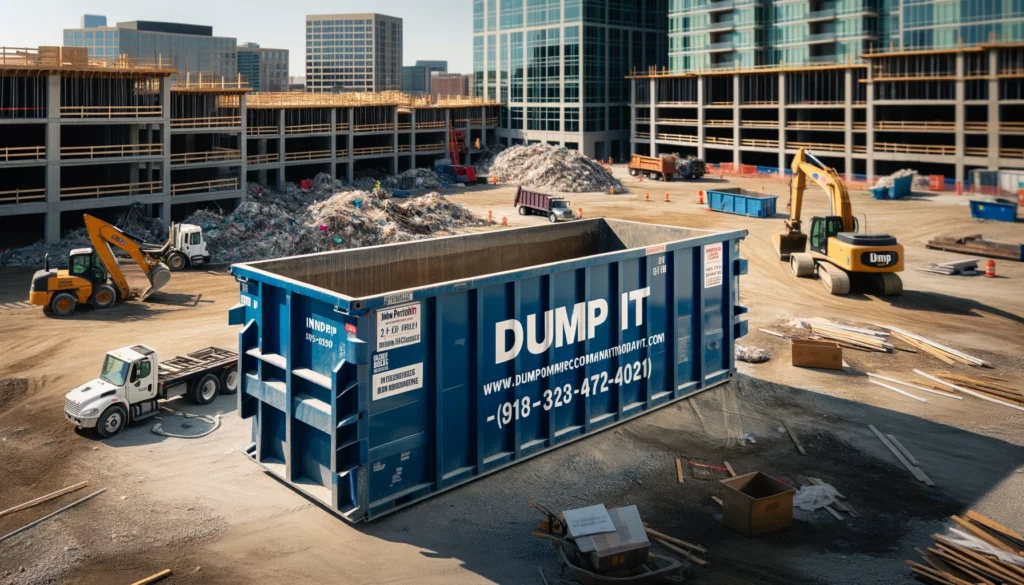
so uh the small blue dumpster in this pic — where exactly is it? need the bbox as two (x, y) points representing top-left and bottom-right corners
(706, 188), (779, 218)
(970, 199), (1018, 223)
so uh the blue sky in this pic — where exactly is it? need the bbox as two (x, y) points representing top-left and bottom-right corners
(1, 0), (473, 75)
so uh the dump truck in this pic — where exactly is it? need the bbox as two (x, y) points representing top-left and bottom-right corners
(628, 154), (676, 181)
(64, 345), (238, 437)
(514, 186), (576, 222)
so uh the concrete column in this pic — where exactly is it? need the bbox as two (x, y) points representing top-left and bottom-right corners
(480, 106), (487, 148)
(258, 135), (268, 185)
(345, 108), (354, 182)
(129, 123), (140, 184)
(277, 109), (286, 189)
(330, 108), (337, 167)
(160, 79), (171, 210)
(778, 72), (786, 173)
(987, 48), (1000, 171)
(865, 59), (875, 179)
(649, 78), (656, 154)
(463, 110), (471, 164)
(44, 74), (61, 244)
(697, 76), (705, 161)
(410, 109), (417, 168)
(239, 93), (247, 202)
(145, 124), (154, 182)
(954, 51), (965, 185)
(629, 79), (636, 156)
(843, 68), (853, 177)
(732, 74), (740, 165)
(393, 105), (400, 172)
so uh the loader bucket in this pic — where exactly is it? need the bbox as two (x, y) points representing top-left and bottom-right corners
(141, 263), (171, 300)
(773, 232), (807, 260)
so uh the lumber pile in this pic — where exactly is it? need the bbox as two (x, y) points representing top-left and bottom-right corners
(806, 318), (893, 353)
(917, 259), (980, 276)
(884, 326), (992, 368)
(906, 511), (1024, 585)
(926, 234), (1024, 262)
(929, 372), (1024, 405)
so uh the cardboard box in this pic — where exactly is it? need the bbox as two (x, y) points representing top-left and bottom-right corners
(720, 472), (796, 537)
(573, 505), (650, 572)
(791, 338), (843, 370)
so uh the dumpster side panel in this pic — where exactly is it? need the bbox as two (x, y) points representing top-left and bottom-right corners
(232, 224), (747, 522)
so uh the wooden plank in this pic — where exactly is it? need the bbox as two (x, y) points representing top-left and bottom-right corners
(892, 333), (957, 365)
(951, 515), (1022, 554)
(538, 568), (549, 585)
(711, 496), (723, 506)
(130, 569), (172, 585)
(866, 373), (964, 400)
(886, 434), (921, 467)
(675, 458), (684, 483)
(868, 425), (933, 486)
(782, 419), (806, 455)
(915, 370), (1024, 413)
(966, 510), (1024, 543)
(0, 481), (88, 518)
(644, 526), (708, 554)
(0, 489), (106, 544)
(906, 560), (965, 585)
(869, 379), (928, 402)
(651, 536), (708, 567)
(823, 505), (845, 521)
(759, 328), (788, 338)
(723, 461), (737, 478)
(935, 538), (1024, 584)
(885, 326), (992, 367)
(929, 547), (997, 585)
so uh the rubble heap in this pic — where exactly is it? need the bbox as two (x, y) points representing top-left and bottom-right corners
(872, 169), (918, 189)
(488, 144), (626, 193)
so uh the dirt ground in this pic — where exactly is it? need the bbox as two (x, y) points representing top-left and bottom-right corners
(1, 167), (1022, 585)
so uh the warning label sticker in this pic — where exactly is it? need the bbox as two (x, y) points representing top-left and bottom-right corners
(376, 302), (421, 352)
(704, 242), (723, 288)
(372, 363), (423, 400)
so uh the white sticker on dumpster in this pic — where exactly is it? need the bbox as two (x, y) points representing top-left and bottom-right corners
(704, 242), (723, 288)
(376, 302), (421, 351)
(372, 363), (423, 400)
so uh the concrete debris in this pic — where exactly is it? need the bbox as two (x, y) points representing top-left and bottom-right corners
(468, 144), (505, 175)
(488, 144), (627, 193)
(186, 181), (490, 264)
(0, 204), (166, 268)
(872, 169), (918, 189)
(669, 153), (706, 177)
(917, 258), (980, 276)
(736, 344), (771, 363)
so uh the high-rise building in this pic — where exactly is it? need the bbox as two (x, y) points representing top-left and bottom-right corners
(402, 65), (429, 94)
(431, 72), (470, 98)
(416, 60), (448, 92)
(473, 0), (668, 160)
(238, 43), (290, 92)
(305, 13), (403, 93)
(64, 18), (237, 83)
(81, 15), (107, 28)
(632, 2), (1024, 186)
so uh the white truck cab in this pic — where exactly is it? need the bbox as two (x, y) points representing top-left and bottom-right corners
(150, 223), (211, 271)
(64, 344), (238, 438)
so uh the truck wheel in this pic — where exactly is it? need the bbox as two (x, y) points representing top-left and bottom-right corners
(96, 406), (127, 438)
(518, 205), (527, 216)
(647, 172), (658, 180)
(190, 373), (221, 405)
(91, 284), (117, 309)
(220, 367), (239, 395)
(50, 292), (78, 317)
(548, 212), (557, 223)
(166, 252), (188, 271)
(629, 168), (638, 176)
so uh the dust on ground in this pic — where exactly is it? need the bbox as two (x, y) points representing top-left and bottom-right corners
(1, 167), (1022, 584)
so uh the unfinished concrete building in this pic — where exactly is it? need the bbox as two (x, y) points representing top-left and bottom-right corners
(630, 43), (1024, 185)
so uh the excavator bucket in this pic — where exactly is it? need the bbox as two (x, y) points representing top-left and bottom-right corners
(141, 262), (172, 300)
(772, 232), (807, 260)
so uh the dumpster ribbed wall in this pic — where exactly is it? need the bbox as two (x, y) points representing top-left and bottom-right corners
(229, 219), (747, 522)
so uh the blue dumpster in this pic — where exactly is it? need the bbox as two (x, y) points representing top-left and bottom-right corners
(890, 175), (914, 199)
(706, 188), (779, 218)
(870, 187), (890, 200)
(970, 199), (1018, 222)
(229, 219), (748, 522)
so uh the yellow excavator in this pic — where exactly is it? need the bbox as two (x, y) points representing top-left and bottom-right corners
(773, 148), (904, 295)
(29, 214), (173, 316)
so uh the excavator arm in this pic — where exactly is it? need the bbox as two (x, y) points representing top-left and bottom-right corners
(84, 214), (171, 299)
(775, 148), (855, 258)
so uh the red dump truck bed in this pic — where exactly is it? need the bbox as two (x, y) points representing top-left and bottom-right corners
(514, 186), (576, 222)
(629, 155), (676, 181)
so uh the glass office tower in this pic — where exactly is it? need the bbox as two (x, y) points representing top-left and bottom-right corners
(305, 13), (403, 93)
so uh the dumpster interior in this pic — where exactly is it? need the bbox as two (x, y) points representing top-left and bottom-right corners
(246, 218), (718, 298)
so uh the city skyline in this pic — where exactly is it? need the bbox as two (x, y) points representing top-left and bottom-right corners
(0, 0), (473, 76)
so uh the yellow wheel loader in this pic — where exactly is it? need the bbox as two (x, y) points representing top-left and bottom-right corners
(773, 148), (904, 295)
(29, 214), (173, 316)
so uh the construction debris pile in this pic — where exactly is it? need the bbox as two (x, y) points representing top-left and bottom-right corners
(185, 181), (488, 264)
(670, 153), (707, 177)
(872, 169), (919, 190)
(918, 258), (981, 276)
(0, 205), (167, 268)
(488, 144), (626, 193)
(906, 511), (1024, 584)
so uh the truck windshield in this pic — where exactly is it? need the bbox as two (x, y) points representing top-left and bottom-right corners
(99, 355), (130, 386)
(551, 200), (567, 208)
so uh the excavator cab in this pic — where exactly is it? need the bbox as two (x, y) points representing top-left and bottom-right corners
(68, 249), (109, 285)
(808, 216), (845, 256)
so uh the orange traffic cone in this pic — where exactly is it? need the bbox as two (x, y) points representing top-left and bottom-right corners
(697, 190), (704, 204)
(644, 192), (650, 202)
(577, 207), (583, 219)
(488, 210), (493, 222)
(664, 192), (670, 202)
(986, 260), (996, 278)
(501, 216), (508, 227)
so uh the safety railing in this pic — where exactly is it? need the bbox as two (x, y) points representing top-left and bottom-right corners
(635, 131), (651, 139)
(740, 138), (780, 148)
(705, 136), (734, 145)
(60, 105), (162, 119)
(170, 149), (241, 164)
(398, 144), (411, 152)
(415, 143), (446, 152)
(353, 123), (393, 132)
(704, 119), (734, 126)
(1001, 147), (1024, 158)
(1002, 122), (1024, 132)
(0, 145), (45, 161)
(658, 118), (698, 125)
(284, 150), (332, 161)
(469, 118), (484, 126)
(61, 180), (161, 200)
(787, 121), (845, 130)
(285, 123), (331, 135)
(853, 122), (867, 130)
(655, 133), (698, 144)
(872, 142), (955, 155)
(352, 146), (394, 156)
(336, 123), (350, 131)
(739, 120), (778, 127)
(485, 117), (498, 126)
(966, 147), (988, 156)
(170, 116), (242, 129)
(248, 125), (278, 136)
(61, 143), (163, 159)
(247, 153), (279, 165)
(655, 101), (698, 106)
(742, 100), (779, 106)
(635, 117), (651, 122)
(397, 122), (412, 130)
(875, 120), (955, 131)
(788, 141), (845, 152)
(415, 121), (447, 129)
(171, 177), (239, 196)
(0, 187), (45, 204)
